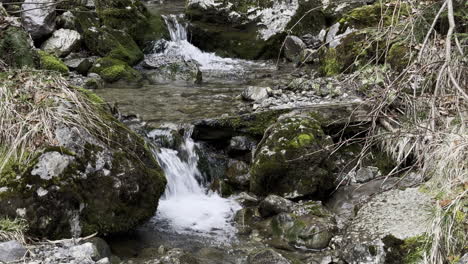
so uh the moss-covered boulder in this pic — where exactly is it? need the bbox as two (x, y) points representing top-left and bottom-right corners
(0, 26), (38, 68)
(95, 0), (169, 46)
(257, 201), (337, 250)
(338, 2), (411, 29)
(0, 70), (166, 238)
(250, 115), (335, 198)
(90, 57), (142, 83)
(38, 50), (69, 74)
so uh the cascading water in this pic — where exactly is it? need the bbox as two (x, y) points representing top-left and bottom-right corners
(149, 128), (241, 240)
(156, 14), (269, 73)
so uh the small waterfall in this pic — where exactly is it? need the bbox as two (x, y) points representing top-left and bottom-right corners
(151, 129), (240, 239)
(163, 14), (187, 42)
(156, 14), (268, 73)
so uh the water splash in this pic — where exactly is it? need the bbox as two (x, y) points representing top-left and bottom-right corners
(151, 128), (241, 240)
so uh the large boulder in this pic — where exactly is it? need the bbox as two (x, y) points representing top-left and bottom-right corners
(250, 115), (335, 198)
(94, 0), (169, 46)
(21, 0), (56, 40)
(185, 0), (368, 59)
(339, 188), (433, 264)
(0, 70), (166, 238)
(0, 26), (38, 68)
(41, 29), (82, 57)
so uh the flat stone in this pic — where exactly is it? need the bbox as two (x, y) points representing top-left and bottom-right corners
(0, 241), (27, 263)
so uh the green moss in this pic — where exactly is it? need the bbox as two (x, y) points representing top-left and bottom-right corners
(383, 235), (427, 264)
(90, 57), (142, 83)
(75, 87), (106, 105)
(0, 217), (28, 233)
(0, 27), (38, 68)
(339, 2), (411, 29)
(38, 51), (69, 74)
(322, 48), (342, 76)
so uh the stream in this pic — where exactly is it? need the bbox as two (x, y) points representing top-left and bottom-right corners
(96, 1), (293, 262)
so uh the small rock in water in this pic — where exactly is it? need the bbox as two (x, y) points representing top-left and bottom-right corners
(0, 240), (27, 263)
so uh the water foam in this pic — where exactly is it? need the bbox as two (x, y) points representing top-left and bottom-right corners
(153, 130), (241, 239)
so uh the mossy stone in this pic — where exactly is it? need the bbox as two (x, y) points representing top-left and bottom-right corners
(339, 2), (411, 29)
(90, 57), (142, 83)
(250, 115), (335, 198)
(38, 51), (69, 74)
(387, 41), (412, 72)
(0, 26), (38, 68)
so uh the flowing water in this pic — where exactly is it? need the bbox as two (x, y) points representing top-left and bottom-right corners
(100, 1), (293, 261)
(95, 1), (292, 126)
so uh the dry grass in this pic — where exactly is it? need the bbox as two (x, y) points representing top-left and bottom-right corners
(0, 69), (112, 176)
(0, 218), (28, 244)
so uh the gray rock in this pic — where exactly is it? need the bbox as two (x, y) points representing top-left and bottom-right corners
(325, 23), (340, 45)
(21, 0), (56, 40)
(143, 54), (202, 84)
(258, 194), (294, 218)
(0, 240), (27, 263)
(41, 29), (82, 57)
(457, 253), (468, 264)
(70, 242), (99, 260)
(284, 35), (306, 62)
(88, 237), (112, 260)
(225, 159), (250, 187)
(86, 0), (95, 8)
(56, 11), (76, 30)
(65, 58), (93, 75)
(340, 188), (433, 264)
(233, 192), (260, 207)
(354, 166), (381, 183)
(228, 136), (257, 152)
(84, 74), (105, 90)
(247, 248), (291, 264)
(31, 151), (74, 180)
(241, 86), (269, 102)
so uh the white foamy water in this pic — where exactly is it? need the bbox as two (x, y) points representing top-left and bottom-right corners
(153, 131), (241, 239)
(160, 15), (268, 72)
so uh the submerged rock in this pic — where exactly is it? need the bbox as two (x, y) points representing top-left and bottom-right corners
(21, 0), (56, 40)
(41, 29), (82, 57)
(250, 115), (335, 198)
(0, 71), (166, 238)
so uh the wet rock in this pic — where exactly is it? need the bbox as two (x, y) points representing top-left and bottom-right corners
(234, 192), (260, 207)
(340, 188), (433, 264)
(87, 238), (112, 260)
(0, 240), (27, 263)
(143, 54), (202, 84)
(21, 0), (56, 40)
(258, 195), (294, 218)
(247, 248), (291, 264)
(41, 29), (82, 57)
(284, 36), (306, 62)
(250, 115), (335, 198)
(242, 86), (270, 102)
(0, 26), (37, 68)
(225, 159), (250, 188)
(148, 248), (199, 264)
